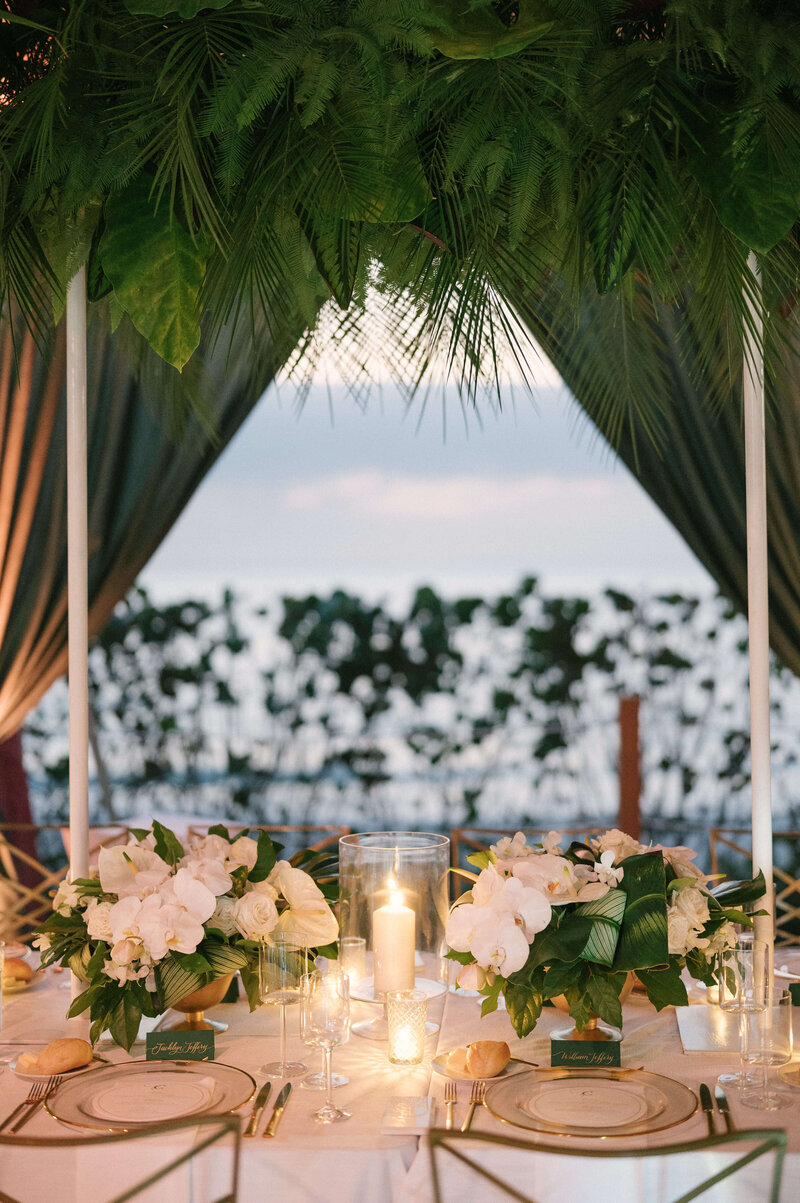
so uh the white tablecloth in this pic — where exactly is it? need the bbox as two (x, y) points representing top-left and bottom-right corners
(1, 971), (798, 1202)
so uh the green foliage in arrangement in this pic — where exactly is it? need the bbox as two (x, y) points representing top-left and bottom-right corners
(4, 2), (800, 431)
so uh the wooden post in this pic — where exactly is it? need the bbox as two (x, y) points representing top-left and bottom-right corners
(618, 695), (641, 840)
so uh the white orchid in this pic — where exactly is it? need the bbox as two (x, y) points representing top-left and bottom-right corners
(98, 844), (171, 899)
(595, 849), (625, 887)
(224, 835), (259, 872)
(512, 853), (600, 904)
(178, 853), (232, 897)
(541, 830), (564, 855)
(136, 895), (206, 961)
(490, 831), (534, 863)
(446, 866), (551, 975)
(161, 868), (216, 924)
(53, 878), (82, 916)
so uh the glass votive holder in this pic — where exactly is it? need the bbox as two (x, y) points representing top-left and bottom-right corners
(386, 988), (428, 1066)
(338, 937), (367, 985)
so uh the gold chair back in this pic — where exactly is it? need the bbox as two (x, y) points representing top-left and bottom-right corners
(0, 1114), (240, 1203)
(428, 1126), (786, 1203)
(0, 824), (129, 943)
(450, 826), (604, 896)
(709, 827), (800, 945)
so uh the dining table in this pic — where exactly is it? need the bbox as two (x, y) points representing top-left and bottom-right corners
(1, 962), (798, 1203)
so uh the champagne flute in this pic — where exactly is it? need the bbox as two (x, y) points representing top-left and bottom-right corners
(258, 931), (309, 1078)
(301, 968), (350, 1124)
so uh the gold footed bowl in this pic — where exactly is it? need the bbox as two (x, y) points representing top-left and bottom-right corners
(550, 971), (636, 1042)
(167, 972), (236, 1032)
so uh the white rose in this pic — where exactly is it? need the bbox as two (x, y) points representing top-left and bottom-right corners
(225, 836), (259, 872)
(209, 895), (238, 937)
(84, 898), (115, 942)
(674, 885), (710, 929)
(667, 885), (711, 955)
(667, 910), (693, 956)
(592, 828), (643, 865)
(232, 891), (279, 940)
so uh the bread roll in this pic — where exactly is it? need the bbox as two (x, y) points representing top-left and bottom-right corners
(4, 957), (33, 983)
(34, 1038), (93, 1075)
(465, 1040), (511, 1078)
(16, 1053), (40, 1074)
(444, 1046), (470, 1074)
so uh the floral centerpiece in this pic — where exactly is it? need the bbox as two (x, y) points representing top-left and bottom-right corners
(35, 822), (339, 1049)
(446, 828), (764, 1038)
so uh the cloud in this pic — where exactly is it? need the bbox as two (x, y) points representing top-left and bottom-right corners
(284, 471), (617, 520)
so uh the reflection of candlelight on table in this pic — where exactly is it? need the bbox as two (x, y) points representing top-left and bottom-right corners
(373, 884), (415, 995)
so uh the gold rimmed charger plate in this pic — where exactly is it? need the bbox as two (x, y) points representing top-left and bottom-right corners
(484, 1067), (697, 1139)
(45, 1059), (256, 1132)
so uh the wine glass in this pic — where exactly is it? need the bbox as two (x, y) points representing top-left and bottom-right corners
(300, 967), (349, 1091)
(717, 938), (766, 1088)
(300, 968), (350, 1124)
(258, 931), (309, 1078)
(740, 987), (793, 1111)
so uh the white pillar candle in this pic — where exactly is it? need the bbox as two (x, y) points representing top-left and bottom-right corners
(373, 891), (415, 995)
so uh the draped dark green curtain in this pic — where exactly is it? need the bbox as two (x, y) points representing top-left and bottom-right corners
(0, 307), (294, 742)
(519, 288), (800, 678)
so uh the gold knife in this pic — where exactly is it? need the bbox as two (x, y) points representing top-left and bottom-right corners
(244, 1081), (272, 1138)
(714, 1085), (735, 1132)
(263, 1083), (292, 1138)
(699, 1082), (715, 1136)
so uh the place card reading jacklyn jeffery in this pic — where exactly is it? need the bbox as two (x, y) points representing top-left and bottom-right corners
(146, 1031), (215, 1061)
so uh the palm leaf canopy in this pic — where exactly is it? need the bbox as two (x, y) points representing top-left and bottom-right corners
(3, 0), (800, 438)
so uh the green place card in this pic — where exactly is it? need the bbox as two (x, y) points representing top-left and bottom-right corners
(146, 1031), (215, 1061)
(790, 982), (800, 1006)
(550, 1038), (621, 1068)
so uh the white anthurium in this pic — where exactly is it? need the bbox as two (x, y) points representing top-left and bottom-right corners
(178, 854), (232, 897)
(232, 889), (279, 940)
(137, 897), (206, 961)
(268, 861), (338, 944)
(224, 835), (259, 872)
(163, 867), (216, 924)
(98, 844), (171, 899)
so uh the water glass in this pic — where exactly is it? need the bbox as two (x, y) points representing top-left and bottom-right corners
(386, 988), (428, 1066)
(337, 937), (367, 985)
(741, 988), (793, 1112)
(258, 931), (309, 1078)
(300, 969), (350, 1124)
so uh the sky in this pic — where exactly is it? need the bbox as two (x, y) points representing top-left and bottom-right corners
(140, 360), (713, 608)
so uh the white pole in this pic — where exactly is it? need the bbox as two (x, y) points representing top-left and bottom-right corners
(743, 252), (774, 965)
(66, 268), (90, 1019)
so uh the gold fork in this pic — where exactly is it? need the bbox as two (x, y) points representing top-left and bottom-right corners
(9, 1076), (61, 1134)
(444, 1079), (457, 1130)
(0, 1079), (51, 1135)
(460, 1079), (485, 1132)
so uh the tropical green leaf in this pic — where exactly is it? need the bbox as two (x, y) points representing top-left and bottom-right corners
(613, 853), (669, 971)
(108, 991), (143, 1053)
(240, 963), (261, 1011)
(151, 820), (185, 867)
(248, 830), (279, 884)
(298, 211), (362, 309)
(123, 0), (236, 15)
(428, 0), (554, 61)
(636, 963), (688, 1011)
(99, 177), (208, 370)
(711, 871), (766, 909)
(576, 887), (627, 967)
(204, 942), (250, 976)
(528, 915), (593, 970)
(585, 971), (627, 1029)
(504, 980), (543, 1038)
(155, 955), (203, 1010)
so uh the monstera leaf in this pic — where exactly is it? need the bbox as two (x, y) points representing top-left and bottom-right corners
(613, 852), (669, 971)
